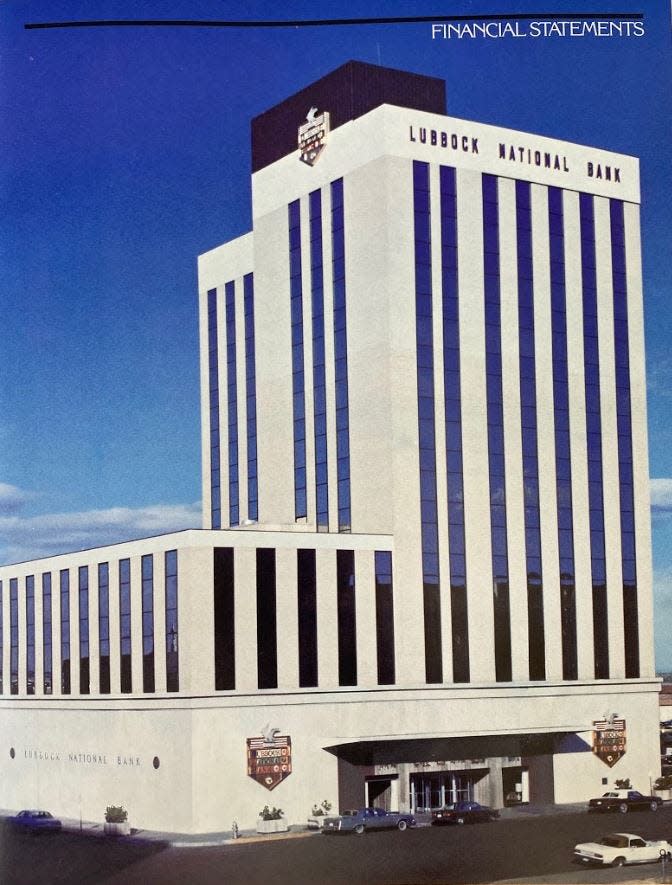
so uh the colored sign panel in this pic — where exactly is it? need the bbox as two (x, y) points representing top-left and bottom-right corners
(592, 718), (626, 767)
(247, 734), (292, 790)
(298, 108), (330, 166)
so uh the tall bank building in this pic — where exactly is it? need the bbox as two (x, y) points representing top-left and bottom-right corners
(0, 63), (660, 832)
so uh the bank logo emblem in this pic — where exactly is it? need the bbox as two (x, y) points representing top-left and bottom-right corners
(247, 727), (292, 790)
(298, 107), (330, 166)
(592, 717), (626, 768)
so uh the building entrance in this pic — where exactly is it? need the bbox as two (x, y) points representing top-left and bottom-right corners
(410, 771), (474, 813)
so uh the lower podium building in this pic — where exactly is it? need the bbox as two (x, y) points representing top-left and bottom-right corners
(0, 62), (661, 832)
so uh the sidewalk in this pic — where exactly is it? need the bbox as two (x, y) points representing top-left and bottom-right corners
(1, 801), (590, 849)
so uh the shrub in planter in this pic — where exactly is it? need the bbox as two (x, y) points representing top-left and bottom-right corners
(104, 805), (130, 836)
(307, 800), (332, 829)
(654, 775), (672, 791)
(256, 806), (288, 834)
(105, 806), (128, 823)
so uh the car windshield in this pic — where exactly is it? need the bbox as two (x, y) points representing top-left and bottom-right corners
(341, 810), (358, 817)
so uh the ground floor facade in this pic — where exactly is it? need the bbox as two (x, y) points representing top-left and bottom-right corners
(0, 679), (661, 833)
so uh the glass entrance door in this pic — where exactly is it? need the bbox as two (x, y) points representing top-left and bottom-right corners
(410, 772), (474, 813)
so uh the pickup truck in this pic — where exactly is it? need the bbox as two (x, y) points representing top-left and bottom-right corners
(588, 789), (663, 813)
(322, 807), (416, 834)
(574, 832), (672, 866)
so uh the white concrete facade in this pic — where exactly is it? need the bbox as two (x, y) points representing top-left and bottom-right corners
(0, 64), (660, 833)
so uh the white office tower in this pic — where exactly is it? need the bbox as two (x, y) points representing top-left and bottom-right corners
(0, 62), (660, 833)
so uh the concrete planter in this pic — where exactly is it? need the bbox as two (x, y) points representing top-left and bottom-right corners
(104, 820), (130, 836)
(256, 817), (289, 834)
(654, 789), (672, 802)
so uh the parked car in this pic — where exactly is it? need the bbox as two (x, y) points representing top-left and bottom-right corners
(588, 789), (663, 813)
(432, 800), (500, 826)
(322, 807), (416, 834)
(8, 810), (62, 833)
(574, 832), (672, 866)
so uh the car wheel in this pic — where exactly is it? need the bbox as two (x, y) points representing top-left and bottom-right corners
(354, 824), (365, 835)
(397, 820), (408, 831)
(650, 801), (659, 811)
(618, 803), (628, 814)
(611, 856), (626, 867)
(456, 817), (465, 825)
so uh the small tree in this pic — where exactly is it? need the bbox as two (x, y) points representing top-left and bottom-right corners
(654, 774), (672, 791)
(614, 778), (631, 789)
(258, 805), (284, 821)
(311, 800), (332, 816)
(105, 805), (128, 823)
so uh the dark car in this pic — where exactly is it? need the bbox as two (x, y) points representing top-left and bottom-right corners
(588, 790), (663, 814)
(322, 807), (416, 834)
(9, 810), (62, 833)
(432, 800), (500, 826)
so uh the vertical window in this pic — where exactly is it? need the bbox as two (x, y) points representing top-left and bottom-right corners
(0, 581), (3, 695)
(549, 187), (577, 680)
(311, 189), (329, 530)
(483, 174), (512, 682)
(375, 551), (395, 685)
(289, 200), (307, 520)
(580, 193), (609, 679)
(141, 554), (154, 693)
(331, 178), (351, 532)
(26, 576), (35, 695)
(42, 574), (52, 694)
(441, 165), (470, 684)
(208, 288), (222, 529)
(78, 566), (90, 694)
(297, 549), (318, 687)
(214, 547), (235, 690)
(225, 280), (240, 526)
(244, 274), (258, 522)
(98, 563), (110, 694)
(119, 559), (132, 693)
(256, 548), (277, 689)
(413, 160), (443, 684)
(60, 569), (70, 694)
(165, 550), (179, 692)
(516, 180), (546, 680)
(10, 578), (18, 694)
(610, 199), (639, 678)
(336, 549), (357, 686)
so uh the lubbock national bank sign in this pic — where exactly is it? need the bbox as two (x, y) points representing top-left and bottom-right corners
(398, 108), (638, 202)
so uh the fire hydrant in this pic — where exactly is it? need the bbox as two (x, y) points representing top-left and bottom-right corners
(232, 820), (239, 840)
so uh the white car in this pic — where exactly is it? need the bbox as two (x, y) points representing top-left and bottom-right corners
(574, 832), (672, 867)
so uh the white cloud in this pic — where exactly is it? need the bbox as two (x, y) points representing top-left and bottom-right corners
(651, 478), (672, 516)
(0, 502), (201, 565)
(0, 482), (34, 516)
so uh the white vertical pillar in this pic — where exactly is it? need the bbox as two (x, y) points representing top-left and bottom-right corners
(316, 548), (339, 688)
(624, 202), (654, 677)
(594, 196), (625, 678)
(563, 189), (594, 680)
(458, 167), (495, 683)
(275, 546), (299, 689)
(498, 176), (528, 683)
(532, 184), (562, 682)
(234, 545), (258, 692)
(355, 548), (377, 688)
(153, 550), (167, 694)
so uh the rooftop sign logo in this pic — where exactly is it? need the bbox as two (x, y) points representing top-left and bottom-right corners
(298, 107), (330, 166)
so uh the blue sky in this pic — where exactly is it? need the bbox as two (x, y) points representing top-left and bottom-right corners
(1, 1), (672, 668)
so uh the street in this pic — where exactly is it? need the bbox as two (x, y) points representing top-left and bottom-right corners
(2, 806), (672, 885)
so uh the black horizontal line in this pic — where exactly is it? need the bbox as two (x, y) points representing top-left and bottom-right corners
(24, 12), (644, 30)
